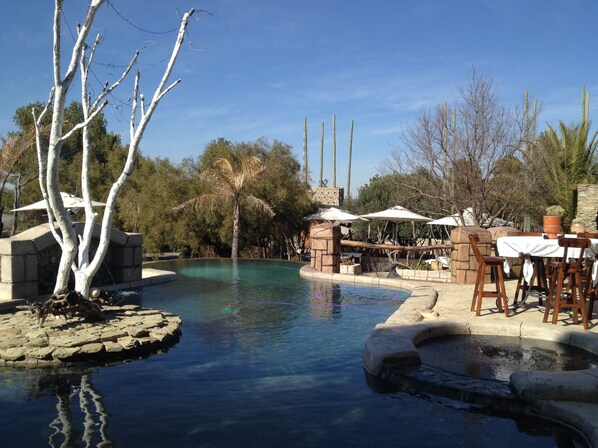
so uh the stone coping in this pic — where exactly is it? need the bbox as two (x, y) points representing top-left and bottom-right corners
(0, 304), (181, 367)
(299, 265), (424, 291)
(299, 265), (598, 447)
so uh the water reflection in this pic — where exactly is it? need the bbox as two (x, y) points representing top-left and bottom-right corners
(0, 368), (113, 447)
(308, 282), (342, 319)
(419, 335), (598, 382)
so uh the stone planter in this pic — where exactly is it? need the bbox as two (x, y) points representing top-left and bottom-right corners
(340, 264), (362, 275)
(543, 215), (561, 239)
(571, 224), (586, 234)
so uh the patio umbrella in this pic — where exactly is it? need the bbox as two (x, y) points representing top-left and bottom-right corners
(304, 207), (366, 222)
(12, 192), (107, 212)
(360, 205), (432, 243)
(427, 207), (509, 227)
(359, 206), (432, 222)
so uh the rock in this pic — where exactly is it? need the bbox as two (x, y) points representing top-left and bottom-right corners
(0, 305), (181, 367)
(136, 336), (158, 347)
(28, 347), (55, 360)
(103, 341), (122, 353)
(79, 343), (105, 355)
(1, 347), (26, 361)
(25, 329), (50, 347)
(52, 347), (81, 360)
(0, 336), (28, 350)
(149, 329), (171, 342)
(51, 331), (102, 348)
(126, 327), (149, 338)
(117, 336), (139, 350)
(101, 329), (127, 342)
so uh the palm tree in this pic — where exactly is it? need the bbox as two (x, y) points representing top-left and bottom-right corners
(174, 155), (274, 258)
(538, 120), (598, 218)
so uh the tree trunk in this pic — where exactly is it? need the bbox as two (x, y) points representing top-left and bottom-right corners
(231, 201), (240, 259)
(75, 270), (93, 299)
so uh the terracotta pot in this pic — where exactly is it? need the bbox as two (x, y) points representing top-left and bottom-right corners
(543, 215), (561, 239)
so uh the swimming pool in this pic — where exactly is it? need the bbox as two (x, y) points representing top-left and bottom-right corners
(0, 259), (583, 447)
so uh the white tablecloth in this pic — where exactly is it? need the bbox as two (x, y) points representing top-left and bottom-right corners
(496, 236), (598, 284)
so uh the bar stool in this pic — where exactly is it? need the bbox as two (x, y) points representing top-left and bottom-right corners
(469, 234), (510, 317)
(543, 237), (590, 330)
(577, 232), (598, 319)
(583, 260), (598, 319)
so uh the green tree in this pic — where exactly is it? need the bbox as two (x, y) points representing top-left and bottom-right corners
(174, 147), (274, 259)
(117, 156), (189, 255)
(10, 101), (124, 219)
(0, 130), (38, 234)
(535, 121), (598, 221)
(250, 140), (315, 258)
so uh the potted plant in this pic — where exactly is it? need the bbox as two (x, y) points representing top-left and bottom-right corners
(571, 218), (586, 234)
(543, 205), (565, 239)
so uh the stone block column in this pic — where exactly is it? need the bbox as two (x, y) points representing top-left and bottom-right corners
(450, 227), (492, 285)
(310, 223), (341, 273)
(575, 184), (598, 231)
(111, 233), (143, 284)
(0, 238), (39, 299)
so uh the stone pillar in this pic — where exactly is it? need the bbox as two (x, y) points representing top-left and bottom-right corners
(111, 233), (143, 284)
(0, 238), (39, 299)
(450, 227), (492, 285)
(575, 184), (598, 231)
(488, 226), (519, 252)
(310, 223), (341, 273)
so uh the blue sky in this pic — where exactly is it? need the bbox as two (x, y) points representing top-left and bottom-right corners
(1, 0), (597, 195)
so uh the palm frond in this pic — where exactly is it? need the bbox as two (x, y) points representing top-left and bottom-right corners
(245, 195), (275, 217)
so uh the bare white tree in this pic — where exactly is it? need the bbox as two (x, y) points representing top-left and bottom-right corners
(33, 0), (196, 297)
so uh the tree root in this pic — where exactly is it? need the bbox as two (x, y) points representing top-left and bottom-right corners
(27, 290), (110, 327)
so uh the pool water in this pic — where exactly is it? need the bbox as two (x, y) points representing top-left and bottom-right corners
(419, 334), (598, 381)
(0, 259), (584, 447)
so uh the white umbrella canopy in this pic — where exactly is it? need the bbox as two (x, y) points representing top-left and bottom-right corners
(12, 192), (107, 212)
(427, 207), (510, 227)
(359, 205), (432, 222)
(304, 207), (366, 222)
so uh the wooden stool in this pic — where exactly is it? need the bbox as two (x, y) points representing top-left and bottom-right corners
(584, 260), (598, 319)
(577, 232), (598, 319)
(543, 237), (590, 330)
(469, 234), (509, 317)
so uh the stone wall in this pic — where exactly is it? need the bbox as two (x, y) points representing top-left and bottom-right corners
(575, 184), (598, 231)
(450, 227), (492, 285)
(310, 223), (341, 273)
(310, 187), (344, 207)
(0, 223), (142, 301)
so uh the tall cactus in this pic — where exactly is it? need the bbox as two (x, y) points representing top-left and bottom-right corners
(303, 118), (308, 185)
(319, 122), (324, 187)
(347, 120), (354, 199)
(581, 85), (590, 124)
(523, 90), (538, 151)
(332, 114), (337, 187)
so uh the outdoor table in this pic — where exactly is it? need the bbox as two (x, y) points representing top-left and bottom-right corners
(496, 235), (598, 307)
